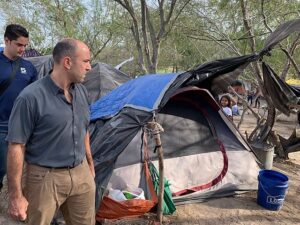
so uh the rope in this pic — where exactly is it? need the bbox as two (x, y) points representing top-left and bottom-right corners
(144, 121), (164, 153)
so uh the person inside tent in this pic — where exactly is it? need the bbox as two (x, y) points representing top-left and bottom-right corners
(220, 95), (233, 120)
(230, 96), (240, 116)
(227, 83), (241, 116)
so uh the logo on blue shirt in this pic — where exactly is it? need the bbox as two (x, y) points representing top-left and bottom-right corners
(20, 67), (27, 74)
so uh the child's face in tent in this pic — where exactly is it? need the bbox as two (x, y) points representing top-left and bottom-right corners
(220, 97), (229, 107)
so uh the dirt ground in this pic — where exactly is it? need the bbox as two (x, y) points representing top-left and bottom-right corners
(1, 112), (299, 225)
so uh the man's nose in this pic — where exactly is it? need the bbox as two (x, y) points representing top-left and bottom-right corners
(86, 63), (91, 71)
(20, 45), (26, 51)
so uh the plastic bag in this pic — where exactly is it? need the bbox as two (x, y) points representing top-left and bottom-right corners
(108, 188), (127, 201)
(123, 186), (145, 200)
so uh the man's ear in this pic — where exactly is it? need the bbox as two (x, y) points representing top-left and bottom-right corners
(63, 56), (72, 70)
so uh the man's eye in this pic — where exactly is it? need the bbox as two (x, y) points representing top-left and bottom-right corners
(17, 44), (26, 47)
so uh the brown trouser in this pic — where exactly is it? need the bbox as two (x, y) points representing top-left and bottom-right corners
(24, 158), (95, 225)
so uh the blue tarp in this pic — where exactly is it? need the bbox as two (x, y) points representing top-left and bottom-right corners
(90, 73), (179, 121)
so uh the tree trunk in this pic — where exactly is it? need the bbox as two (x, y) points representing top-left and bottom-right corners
(241, 0), (276, 144)
(116, 0), (190, 75)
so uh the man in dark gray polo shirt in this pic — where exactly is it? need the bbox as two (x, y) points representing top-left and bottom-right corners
(6, 39), (95, 225)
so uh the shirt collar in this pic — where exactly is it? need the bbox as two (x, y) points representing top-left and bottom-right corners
(0, 51), (20, 63)
(46, 74), (75, 95)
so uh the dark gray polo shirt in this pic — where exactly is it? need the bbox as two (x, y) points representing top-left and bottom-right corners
(6, 75), (90, 168)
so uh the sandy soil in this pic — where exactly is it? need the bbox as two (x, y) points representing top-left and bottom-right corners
(1, 112), (299, 225)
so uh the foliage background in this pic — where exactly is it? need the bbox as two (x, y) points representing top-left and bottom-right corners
(0, 0), (299, 80)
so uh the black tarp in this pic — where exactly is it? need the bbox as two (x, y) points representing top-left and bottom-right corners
(262, 19), (300, 54)
(290, 85), (300, 98)
(186, 54), (258, 95)
(262, 62), (299, 115)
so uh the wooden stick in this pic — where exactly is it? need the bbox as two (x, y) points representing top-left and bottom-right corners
(154, 131), (164, 224)
(147, 121), (164, 224)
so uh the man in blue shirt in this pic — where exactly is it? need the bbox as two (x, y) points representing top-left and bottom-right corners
(0, 24), (37, 191)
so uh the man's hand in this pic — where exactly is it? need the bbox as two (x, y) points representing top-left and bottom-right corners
(85, 131), (95, 178)
(8, 195), (28, 221)
(7, 143), (27, 221)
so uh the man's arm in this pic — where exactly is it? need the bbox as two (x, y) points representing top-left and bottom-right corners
(7, 142), (28, 221)
(85, 131), (95, 178)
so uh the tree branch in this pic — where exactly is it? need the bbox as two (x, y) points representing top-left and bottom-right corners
(241, 0), (276, 144)
(115, 0), (147, 73)
(144, 1), (157, 53)
(141, 0), (152, 70)
(92, 33), (112, 59)
(185, 32), (270, 42)
(261, 0), (273, 32)
(280, 34), (300, 79)
(165, 0), (192, 38)
(240, 0), (256, 53)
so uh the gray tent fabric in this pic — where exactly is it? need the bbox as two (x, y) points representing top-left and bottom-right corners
(27, 55), (130, 103)
(83, 63), (130, 103)
(27, 55), (54, 79)
(90, 108), (153, 206)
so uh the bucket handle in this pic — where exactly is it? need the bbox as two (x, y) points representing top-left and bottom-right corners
(259, 181), (273, 197)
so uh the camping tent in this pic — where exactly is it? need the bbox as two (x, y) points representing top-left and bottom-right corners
(89, 72), (261, 207)
(88, 57), (271, 209)
(89, 19), (300, 209)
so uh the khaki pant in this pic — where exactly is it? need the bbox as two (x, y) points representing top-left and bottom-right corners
(24, 158), (95, 225)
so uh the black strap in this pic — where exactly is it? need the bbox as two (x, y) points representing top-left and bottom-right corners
(0, 58), (21, 96)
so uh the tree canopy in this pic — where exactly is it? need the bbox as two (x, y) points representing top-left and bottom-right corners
(0, 0), (299, 78)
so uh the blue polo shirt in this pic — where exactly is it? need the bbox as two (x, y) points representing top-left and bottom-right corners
(0, 51), (38, 132)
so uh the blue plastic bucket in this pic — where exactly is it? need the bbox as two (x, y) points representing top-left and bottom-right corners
(257, 170), (289, 211)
